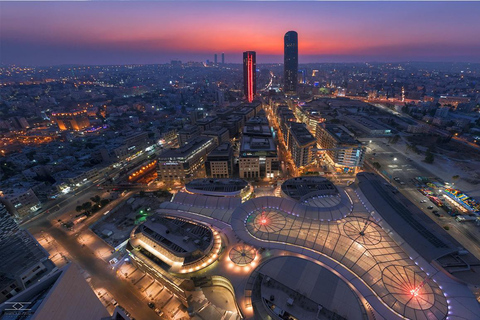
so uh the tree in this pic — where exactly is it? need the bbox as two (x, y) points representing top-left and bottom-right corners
(372, 162), (382, 170)
(100, 199), (110, 207)
(90, 195), (101, 204)
(82, 201), (92, 212)
(75, 206), (83, 213)
(424, 147), (434, 164)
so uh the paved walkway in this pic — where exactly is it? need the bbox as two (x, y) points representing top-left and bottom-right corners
(156, 185), (480, 320)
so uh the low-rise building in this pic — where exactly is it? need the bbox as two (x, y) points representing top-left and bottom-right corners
(342, 115), (392, 136)
(196, 116), (219, 132)
(51, 110), (90, 131)
(177, 125), (200, 146)
(316, 123), (365, 173)
(205, 143), (234, 178)
(113, 132), (151, 159)
(239, 136), (279, 179)
(287, 122), (316, 169)
(157, 136), (214, 181)
(202, 126), (230, 147)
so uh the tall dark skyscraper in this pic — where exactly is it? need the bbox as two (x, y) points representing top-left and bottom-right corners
(284, 31), (298, 94)
(243, 51), (256, 103)
(221, 52), (225, 64)
(214, 54), (217, 64)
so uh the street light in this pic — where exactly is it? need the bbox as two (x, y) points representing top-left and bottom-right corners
(393, 158), (397, 161)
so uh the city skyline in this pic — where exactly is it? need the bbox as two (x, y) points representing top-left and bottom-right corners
(1, 2), (480, 66)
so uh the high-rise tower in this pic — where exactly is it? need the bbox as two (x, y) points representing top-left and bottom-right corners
(221, 52), (225, 64)
(284, 31), (298, 94)
(214, 54), (218, 64)
(243, 51), (256, 103)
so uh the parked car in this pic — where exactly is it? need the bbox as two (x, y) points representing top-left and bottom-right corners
(427, 206), (434, 209)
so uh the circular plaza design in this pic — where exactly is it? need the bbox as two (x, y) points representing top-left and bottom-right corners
(230, 196), (449, 320)
(382, 265), (436, 310)
(343, 217), (382, 246)
(247, 208), (287, 234)
(229, 244), (256, 266)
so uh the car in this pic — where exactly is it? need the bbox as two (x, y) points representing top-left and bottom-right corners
(427, 206), (434, 209)
(148, 302), (155, 309)
(400, 181), (405, 185)
(393, 177), (400, 181)
(420, 200), (427, 203)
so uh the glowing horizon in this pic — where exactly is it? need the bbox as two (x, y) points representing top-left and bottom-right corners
(1, 1), (480, 65)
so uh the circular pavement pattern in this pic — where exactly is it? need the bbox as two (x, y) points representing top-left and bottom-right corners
(343, 217), (382, 246)
(229, 243), (256, 266)
(248, 208), (287, 234)
(382, 265), (435, 310)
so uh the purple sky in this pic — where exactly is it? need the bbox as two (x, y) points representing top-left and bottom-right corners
(1, 1), (480, 65)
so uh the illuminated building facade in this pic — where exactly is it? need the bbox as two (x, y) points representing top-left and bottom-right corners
(243, 51), (256, 103)
(315, 123), (366, 173)
(128, 160), (158, 183)
(287, 122), (315, 169)
(284, 31), (298, 94)
(157, 136), (214, 181)
(51, 110), (90, 131)
(205, 143), (233, 178)
(127, 215), (222, 307)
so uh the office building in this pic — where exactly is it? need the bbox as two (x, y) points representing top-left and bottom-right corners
(284, 31), (298, 94)
(243, 51), (256, 103)
(221, 52), (225, 64)
(316, 123), (366, 173)
(157, 136), (214, 181)
(287, 122), (316, 168)
(205, 143), (234, 178)
(0, 264), (117, 320)
(0, 187), (41, 220)
(51, 110), (90, 131)
(239, 135), (279, 179)
(0, 229), (54, 303)
(202, 126), (230, 147)
(214, 53), (217, 64)
(177, 125), (200, 146)
(196, 116), (218, 132)
(0, 203), (18, 241)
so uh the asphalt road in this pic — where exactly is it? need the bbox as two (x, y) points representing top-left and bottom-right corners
(29, 219), (158, 320)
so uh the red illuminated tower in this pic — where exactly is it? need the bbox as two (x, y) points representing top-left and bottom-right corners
(243, 51), (256, 103)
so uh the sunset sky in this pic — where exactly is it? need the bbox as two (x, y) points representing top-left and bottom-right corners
(1, 1), (480, 66)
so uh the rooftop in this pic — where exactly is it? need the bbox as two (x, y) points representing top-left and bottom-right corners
(185, 178), (249, 194)
(288, 122), (316, 145)
(281, 176), (338, 200)
(0, 230), (50, 287)
(135, 216), (213, 254)
(357, 172), (457, 261)
(320, 124), (360, 145)
(240, 136), (276, 153)
(158, 136), (212, 160)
